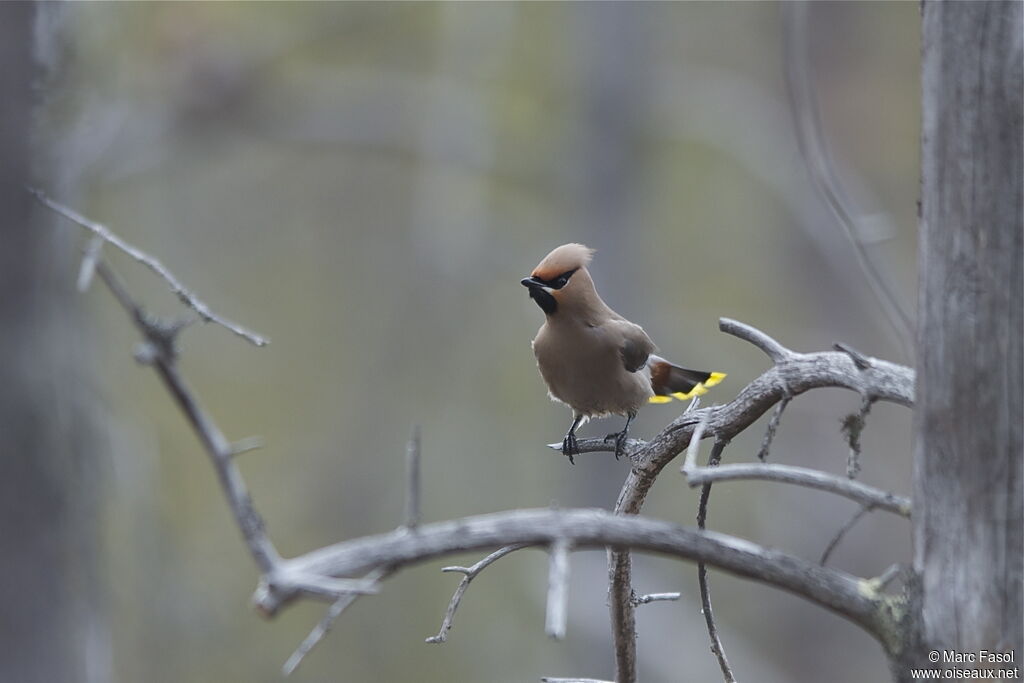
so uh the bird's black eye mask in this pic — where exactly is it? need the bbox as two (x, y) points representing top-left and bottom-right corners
(537, 268), (579, 290)
(522, 268), (579, 315)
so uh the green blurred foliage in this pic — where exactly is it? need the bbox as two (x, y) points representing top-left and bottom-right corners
(44, 3), (919, 682)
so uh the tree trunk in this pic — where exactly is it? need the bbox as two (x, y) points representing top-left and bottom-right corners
(907, 0), (1022, 678)
(0, 3), (104, 681)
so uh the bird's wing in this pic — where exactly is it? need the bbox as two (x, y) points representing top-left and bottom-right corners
(611, 320), (657, 373)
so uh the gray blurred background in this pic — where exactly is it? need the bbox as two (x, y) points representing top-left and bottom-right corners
(35, 2), (919, 681)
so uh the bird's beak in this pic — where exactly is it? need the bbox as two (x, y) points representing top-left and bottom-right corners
(521, 276), (552, 293)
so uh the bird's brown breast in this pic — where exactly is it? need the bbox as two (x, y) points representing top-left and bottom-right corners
(532, 320), (652, 417)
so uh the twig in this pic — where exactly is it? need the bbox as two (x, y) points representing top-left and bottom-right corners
(31, 188), (269, 346)
(541, 679), (614, 683)
(282, 567), (391, 676)
(694, 435), (737, 683)
(426, 544), (530, 644)
(631, 592), (681, 606)
(77, 235), (104, 292)
(781, 4), (915, 361)
(405, 425), (422, 530)
(871, 564), (905, 592)
(718, 318), (793, 364)
(230, 436), (264, 457)
(755, 394), (790, 462)
(819, 505), (872, 566)
(546, 539), (571, 640)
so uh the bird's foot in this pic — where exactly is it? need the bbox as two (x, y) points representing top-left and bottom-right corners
(561, 433), (578, 464)
(603, 431), (628, 460)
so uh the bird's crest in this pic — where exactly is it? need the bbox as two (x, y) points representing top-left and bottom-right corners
(532, 243), (595, 281)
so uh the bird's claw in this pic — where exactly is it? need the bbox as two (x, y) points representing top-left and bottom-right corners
(561, 433), (578, 464)
(614, 433), (627, 460)
(603, 431), (627, 460)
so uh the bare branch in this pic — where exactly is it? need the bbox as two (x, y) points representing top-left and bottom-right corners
(77, 235), (104, 292)
(631, 592), (681, 606)
(282, 568), (391, 676)
(719, 317), (794, 364)
(819, 505), (872, 566)
(756, 394), (790, 462)
(547, 437), (646, 459)
(694, 436), (737, 683)
(542, 678), (614, 683)
(31, 188), (269, 346)
(681, 460), (910, 517)
(405, 425), (422, 530)
(277, 508), (891, 641)
(426, 544), (530, 644)
(607, 547), (636, 683)
(546, 539), (571, 640)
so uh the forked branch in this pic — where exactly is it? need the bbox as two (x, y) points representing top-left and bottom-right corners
(604, 317), (913, 682)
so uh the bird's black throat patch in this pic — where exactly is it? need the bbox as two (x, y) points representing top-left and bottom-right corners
(529, 288), (557, 315)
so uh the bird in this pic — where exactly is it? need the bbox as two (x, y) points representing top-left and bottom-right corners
(521, 243), (725, 463)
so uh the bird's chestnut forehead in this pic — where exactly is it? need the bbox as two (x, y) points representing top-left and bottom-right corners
(531, 243), (594, 280)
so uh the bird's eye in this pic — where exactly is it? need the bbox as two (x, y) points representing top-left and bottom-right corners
(552, 268), (578, 289)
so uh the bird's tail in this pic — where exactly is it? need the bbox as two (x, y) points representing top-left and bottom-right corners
(646, 355), (726, 403)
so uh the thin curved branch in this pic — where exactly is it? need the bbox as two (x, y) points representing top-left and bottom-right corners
(693, 429), (737, 683)
(426, 544), (530, 644)
(756, 394), (790, 462)
(819, 505), (872, 567)
(680, 460), (911, 517)
(270, 507), (889, 639)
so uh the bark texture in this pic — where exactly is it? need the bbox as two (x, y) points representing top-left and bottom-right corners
(911, 0), (1023, 675)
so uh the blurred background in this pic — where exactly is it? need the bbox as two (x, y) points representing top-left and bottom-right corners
(26, 2), (920, 682)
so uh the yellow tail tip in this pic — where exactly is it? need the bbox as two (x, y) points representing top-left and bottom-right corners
(704, 372), (727, 388)
(672, 384), (708, 400)
(650, 372), (727, 404)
